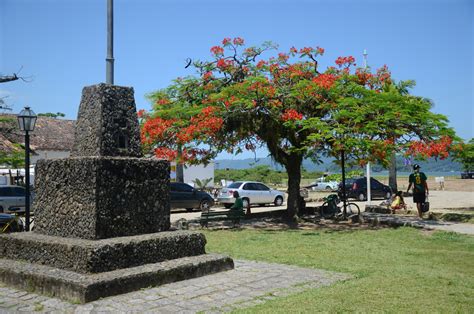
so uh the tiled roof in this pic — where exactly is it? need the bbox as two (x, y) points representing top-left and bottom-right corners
(0, 114), (75, 152)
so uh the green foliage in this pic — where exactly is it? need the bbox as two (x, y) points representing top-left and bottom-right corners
(452, 138), (474, 171)
(203, 228), (474, 312)
(192, 177), (213, 191)
(215, 165), (324, 186)
(326, 170), (363, 182)
(37, 112), (65, 118)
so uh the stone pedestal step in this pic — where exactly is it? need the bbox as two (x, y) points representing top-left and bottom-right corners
(0, 253), (233, 303)
(0, 230), (206, 273)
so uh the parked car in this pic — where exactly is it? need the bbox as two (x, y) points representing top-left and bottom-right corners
(308, 180), (339, 191)
(217, 181), (285, 208)
(170, 182), (214, 212)
(338, 177), (392, 201)
(461, 171), (473, 179)
(0, 185), (33, 213)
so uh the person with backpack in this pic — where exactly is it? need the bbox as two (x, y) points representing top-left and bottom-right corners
(407, 164), (429, 218)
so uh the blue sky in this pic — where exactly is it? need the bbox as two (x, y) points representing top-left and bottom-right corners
(1, 0), (472, 159)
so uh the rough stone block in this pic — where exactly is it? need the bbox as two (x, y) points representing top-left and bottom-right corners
(71, 83), (142, 158)
(0, 254), (234, 303)
(33, 157), (170, 239)
(0, 231), (206, 273)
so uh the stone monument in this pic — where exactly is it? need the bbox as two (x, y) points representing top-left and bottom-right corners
(0, 84), (233, 303)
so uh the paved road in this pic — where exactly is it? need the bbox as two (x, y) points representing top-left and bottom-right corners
(0, 260), (349, 313)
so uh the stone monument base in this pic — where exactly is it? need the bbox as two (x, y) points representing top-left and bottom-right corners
(0, 230), (234, 303)
(0, 231), (207, 273)
(0, 254), (233, 303)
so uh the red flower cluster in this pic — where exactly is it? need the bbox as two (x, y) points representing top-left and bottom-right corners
(137, 109), (146, 118)
(376, 65), (391, 83)
(289, 47), (298, 54)
(233, 37), (244, 45)
(281, 109), (303, 121)
(156, 98), (171, 106)
(210, 46), (224, 56)
(202, 71), (213, 80)
(407, 136), (452, 159)
(154, 147), (178, 161)
(335, 56), (355, 67)
(278, 53), (289, 62)
(222, 38), (231, 45)
(216, 58), (234, 70)
(256, 60), (267, 69)
(312, 73), (337, 89)
(316, 46), (324, 55)
(141, 117), (176, 144)
(299, 47), (313, 55)
(355, 69), (373, 85)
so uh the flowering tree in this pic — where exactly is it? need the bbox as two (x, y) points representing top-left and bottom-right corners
(141, 38), (456, 220)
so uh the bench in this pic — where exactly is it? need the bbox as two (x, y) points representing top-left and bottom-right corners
(200, 209), (245, 227)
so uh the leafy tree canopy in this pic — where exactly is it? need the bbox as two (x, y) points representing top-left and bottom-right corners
(142, 38), (457, 218)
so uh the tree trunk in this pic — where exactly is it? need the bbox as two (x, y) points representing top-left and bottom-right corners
(284, 154), (303, 221)
(176, 145), (184, 183)
(388, 152), (397, 192)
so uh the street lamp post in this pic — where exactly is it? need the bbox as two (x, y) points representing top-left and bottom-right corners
(17, 106), (37, 231)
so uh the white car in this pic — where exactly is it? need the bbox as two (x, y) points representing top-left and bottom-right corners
(310, 180), (339, 191)
(217, 181), (285, 208)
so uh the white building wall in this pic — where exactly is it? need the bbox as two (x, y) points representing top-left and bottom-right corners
(170, 162), (215, 188)
(31, 150), (70, 164)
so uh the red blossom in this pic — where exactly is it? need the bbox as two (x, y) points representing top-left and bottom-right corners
(299, 47), (313, 55)
(202, 71), (213, 80)
(289, 47), (298, 54)
(278, 53), (289, 62)
(256, 60), (267, 69)
(216, 58), (234, 70)
(312, 73), (337, 89)
(210, 46), (224, 56)
(137, 109), (145, 118)
(222, 37), (231, 45)
(335, 56), (355, 67)
(233, 37), (244, 45)
(316, 46), (325, 55)
(281, 109), (303, 121)
(406, 136), (453, 159)
(156, 98), (171, 106)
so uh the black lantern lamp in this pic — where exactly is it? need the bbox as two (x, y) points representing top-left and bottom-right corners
(17, 106), (37, 231)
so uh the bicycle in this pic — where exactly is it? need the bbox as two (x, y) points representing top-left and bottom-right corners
(319, 194), (360, 220)
(0, 207), (34, 233)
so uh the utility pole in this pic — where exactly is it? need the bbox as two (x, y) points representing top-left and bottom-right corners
(106, 0), (114, 84)
(364, 49), (372, 205)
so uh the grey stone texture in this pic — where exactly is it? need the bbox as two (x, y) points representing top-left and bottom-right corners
(33, 157), (170, 239)
(0, 231), (206, 273)
(0, 253), (234, 303)
(0, 260), (349, 312)
(0, 83), (235, 304)
(71, 84), (142, 158)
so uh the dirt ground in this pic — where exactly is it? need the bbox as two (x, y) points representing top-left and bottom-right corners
(378, 176), (474, 192)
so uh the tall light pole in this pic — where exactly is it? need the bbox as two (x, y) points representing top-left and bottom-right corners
(106, 0), (114, 84)
(17, 106), (37, 231)
(363, 49), (372, 205)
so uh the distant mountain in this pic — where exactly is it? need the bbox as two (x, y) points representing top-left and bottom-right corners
(215, 156), (462, 173)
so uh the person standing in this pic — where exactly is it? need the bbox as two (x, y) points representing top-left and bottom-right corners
(407, 164), (429, 218)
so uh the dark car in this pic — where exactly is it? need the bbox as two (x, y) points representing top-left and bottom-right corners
(0, 185), (33, 213)
(338, 177), (392, 201)
(170, 182), (214, 212)
(461, 171), (473, 179)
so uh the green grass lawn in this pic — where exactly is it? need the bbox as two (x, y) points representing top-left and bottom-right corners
(202, 227), (474, 313)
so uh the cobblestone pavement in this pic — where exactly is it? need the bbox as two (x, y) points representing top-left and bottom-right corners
(0, 260), (349, 313)
(362, 212), (474, 235)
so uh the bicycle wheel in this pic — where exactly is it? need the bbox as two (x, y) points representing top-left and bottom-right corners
(320, 202), (336, 219)
(345, 202), (360, 216)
